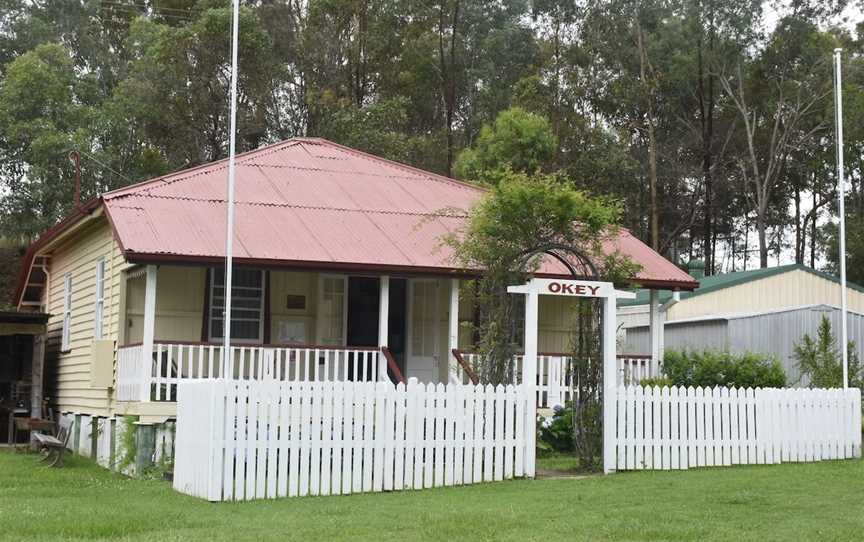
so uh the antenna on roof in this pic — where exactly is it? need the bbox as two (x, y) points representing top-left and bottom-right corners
(222, 0), (240, 376)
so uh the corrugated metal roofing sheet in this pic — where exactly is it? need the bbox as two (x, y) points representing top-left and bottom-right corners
(103, 138), (698, 288)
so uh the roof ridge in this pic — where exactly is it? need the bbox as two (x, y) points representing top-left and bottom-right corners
(306, 138), (486, 193)
(109, 193), (471, 218)
(102, 139), (306, 200)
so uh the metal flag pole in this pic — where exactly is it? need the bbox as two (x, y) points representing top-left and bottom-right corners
(223, 0), (241, 379)
(834, 48), (849, 390)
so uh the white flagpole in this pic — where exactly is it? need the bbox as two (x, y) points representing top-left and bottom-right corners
(834, 48), (849, 390)
(223, 0), (240, 379)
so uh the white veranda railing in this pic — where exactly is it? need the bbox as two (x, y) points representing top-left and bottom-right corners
(116, 343), (386, 402)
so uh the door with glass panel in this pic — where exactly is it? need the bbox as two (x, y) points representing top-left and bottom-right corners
(317, 275), (347, 346)
(406, 279), (439, 382)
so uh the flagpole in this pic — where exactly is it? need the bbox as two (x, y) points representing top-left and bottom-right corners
(834, 48), (849, 390)
(223, 0), (240, 378)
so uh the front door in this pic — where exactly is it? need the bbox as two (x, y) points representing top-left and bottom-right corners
(406, 279), (439, 382)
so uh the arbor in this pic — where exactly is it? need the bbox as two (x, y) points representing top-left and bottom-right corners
(447, 170), (637, 469)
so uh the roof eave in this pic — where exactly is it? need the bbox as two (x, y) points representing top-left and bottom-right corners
(122, 251), (700, 291)
(14, 198), (104, 308)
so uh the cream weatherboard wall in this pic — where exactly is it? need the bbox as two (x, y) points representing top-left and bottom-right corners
(667, 269), (864, 321)
(124, 266), (207, 345)
(44, 217), (123, 416)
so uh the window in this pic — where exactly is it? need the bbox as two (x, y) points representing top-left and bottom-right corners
(209, 268), (264, 342)
(94, 258), (106, 339)
(62, 273), (72, 351)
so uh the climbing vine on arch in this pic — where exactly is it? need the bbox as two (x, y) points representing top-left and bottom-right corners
(445, 170), (639, 470)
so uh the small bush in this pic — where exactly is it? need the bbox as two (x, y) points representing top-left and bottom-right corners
(538, 405), (573, 453)
(639, 376), (673, 388)
(662, 349), (786, 388)
(794, 315), (864, 389)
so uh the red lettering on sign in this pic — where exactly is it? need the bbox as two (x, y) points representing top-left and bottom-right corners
(548, 282), (561, 293)
(587, 285), (600, 296)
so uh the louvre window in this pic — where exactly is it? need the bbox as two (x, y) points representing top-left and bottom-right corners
(209, 268), (264, 342)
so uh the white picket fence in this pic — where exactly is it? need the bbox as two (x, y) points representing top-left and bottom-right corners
(612, 385), (862, 471)
(173, 379), (533, 501)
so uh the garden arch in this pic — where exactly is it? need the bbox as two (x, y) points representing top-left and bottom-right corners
(507, 257), (635, 475)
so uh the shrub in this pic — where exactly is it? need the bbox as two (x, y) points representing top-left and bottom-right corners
(662, 349), (786, 388)
(538, 405), (574, 454)
(794, 315), (864, 389)
(639, 376), (673, 388)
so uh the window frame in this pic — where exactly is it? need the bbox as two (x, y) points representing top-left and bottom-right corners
(61, 273), (72, 351)
(94, 258), (106, 340)
(208, 268), (266, 344)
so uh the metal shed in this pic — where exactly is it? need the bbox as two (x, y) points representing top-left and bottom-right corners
(623, 304), (864, 386)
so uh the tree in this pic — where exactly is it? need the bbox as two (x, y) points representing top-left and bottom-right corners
(0, 43), (93, 239)
(453, 107), (557, 183)
(446, 170), (638, 470)
(720, 18), (834, 268)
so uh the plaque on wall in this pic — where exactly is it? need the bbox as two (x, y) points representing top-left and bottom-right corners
(286, 294), (306, 310)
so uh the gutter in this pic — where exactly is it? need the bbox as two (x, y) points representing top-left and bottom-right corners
(661, 291), (680, 312)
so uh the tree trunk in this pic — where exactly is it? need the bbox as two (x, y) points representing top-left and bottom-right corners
(811, 191), (817, 268)
(635, 20), (660, 252)
(794, 185), (802, 264)
(438, 0), (461, 178)
(756, 213), (768, 268)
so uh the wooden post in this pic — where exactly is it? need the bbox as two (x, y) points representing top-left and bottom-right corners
(134, 422), (156, 475)
(378, 276), (390, 379)
(378, 276), (389, 347)
(30, 334), (45, 419)
(602, 295), (618, 474)
(448, 278), (459, 382)
(522, 291), (538, 478)
(141, 265), (157, 402)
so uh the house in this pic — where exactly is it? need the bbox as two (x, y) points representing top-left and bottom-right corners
(619, 262), (864, 383)
(14, 137), (696, 470)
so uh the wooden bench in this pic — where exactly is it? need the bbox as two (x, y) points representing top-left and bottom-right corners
(33, 419), (72, 468)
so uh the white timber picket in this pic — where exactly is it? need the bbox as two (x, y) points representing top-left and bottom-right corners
(434, 383), (446, 487)
(603, 384), (862, 473)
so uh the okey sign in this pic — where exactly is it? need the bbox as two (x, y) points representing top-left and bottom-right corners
(507, 278), (618, 298)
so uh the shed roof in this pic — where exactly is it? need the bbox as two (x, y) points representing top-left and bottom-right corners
(619, 264), (864, 307)
(17, 138), (697, 305)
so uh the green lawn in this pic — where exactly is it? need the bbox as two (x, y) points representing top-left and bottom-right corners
(1, 451), (862, 542)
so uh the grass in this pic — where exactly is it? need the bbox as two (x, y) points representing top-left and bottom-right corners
(1, 451), (862, 542)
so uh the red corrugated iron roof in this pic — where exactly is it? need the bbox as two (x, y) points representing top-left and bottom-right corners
(18, 138), (698, 305)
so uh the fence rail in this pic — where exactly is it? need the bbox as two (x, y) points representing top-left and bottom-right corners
(612, 385), (862, 471)
(455, 352), (657, 408)
(173, 379), (532, 501)
(116, 343), (385, 402)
